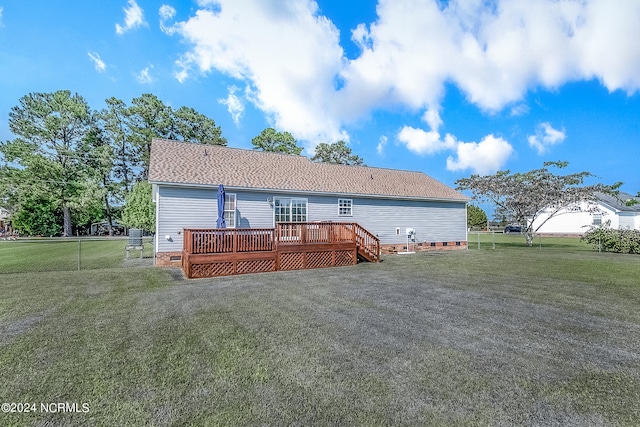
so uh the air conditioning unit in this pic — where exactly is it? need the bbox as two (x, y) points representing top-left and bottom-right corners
(128, 228), (143, 246)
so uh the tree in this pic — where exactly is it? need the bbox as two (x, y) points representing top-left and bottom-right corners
(127, 94), (228, 178)
(625, 192), (640, 207)
(80, 125), (120, 235)
(121, 181), (155, 232)
(251, 128), (302, 154)
(97, 97), (136, 193)
(467, 204), (488, 230)
(311, 140), (364, 165)
(173, 106), (227, 146)
(455, 161), (618, 246)
(127, 94), (175, 179)
(2, 90), (94, 236)
(11, 194), (61, 236)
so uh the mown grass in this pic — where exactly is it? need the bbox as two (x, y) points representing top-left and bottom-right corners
(1, 238), (639, 426)
(0, 238), (154, 274)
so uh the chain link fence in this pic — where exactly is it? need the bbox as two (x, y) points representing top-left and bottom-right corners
(0, 237), (155, 274)
(468, 231), (589, 251)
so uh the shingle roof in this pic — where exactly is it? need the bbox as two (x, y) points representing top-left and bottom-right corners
(148, 139), (469, 201)
(596, 192), (640, 212)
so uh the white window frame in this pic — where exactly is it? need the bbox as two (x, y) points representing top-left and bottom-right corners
(338, 198), (353, 217)
(224, 193), (236, 228)
(274, 197), (308, 224)
(592, 213), (602, 226)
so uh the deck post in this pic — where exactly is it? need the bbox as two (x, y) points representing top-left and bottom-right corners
(352, 223), (356, 246)
(232, 230), (237, 253)
(273, 229), (279, 270)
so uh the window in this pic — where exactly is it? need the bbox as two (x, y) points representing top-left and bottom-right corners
(592, 213), (602, 226)
(338, 199), (352, 216)
(274, 198), (307, 223)
(224, 194), (236, 228)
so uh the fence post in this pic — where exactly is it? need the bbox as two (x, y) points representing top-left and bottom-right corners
(78, 239), (81, 271)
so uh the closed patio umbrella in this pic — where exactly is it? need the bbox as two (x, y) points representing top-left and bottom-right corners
(216, 184), (226, 228)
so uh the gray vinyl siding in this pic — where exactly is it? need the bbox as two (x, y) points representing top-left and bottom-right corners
(155, 184), (467, 253)
(156, 186), (216, 253)
(307, 195), (467, 244)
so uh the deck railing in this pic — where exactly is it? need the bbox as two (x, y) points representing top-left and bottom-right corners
(353, 223), (381, 262)
(182, 222), (380, 278)
(275, 222), (355, 245)
(184, 223), (370, 255)
(184, 228), (275, 254)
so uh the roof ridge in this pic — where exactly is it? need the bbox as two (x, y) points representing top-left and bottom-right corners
(154, 138), (431, 174)
(153, 138), (313, 161)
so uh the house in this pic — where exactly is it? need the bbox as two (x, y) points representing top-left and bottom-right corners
(529, 192), (640, 235)
(148, 139), (470, 266)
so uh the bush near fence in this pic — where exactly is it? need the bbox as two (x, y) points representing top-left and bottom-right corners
(582, 226), (640, 254)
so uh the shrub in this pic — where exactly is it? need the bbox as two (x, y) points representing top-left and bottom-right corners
(12, 195), (62, 236)
(582, 223), (640, 254)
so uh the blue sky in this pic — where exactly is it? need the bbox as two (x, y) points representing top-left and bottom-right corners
(1, 0), (639, 197)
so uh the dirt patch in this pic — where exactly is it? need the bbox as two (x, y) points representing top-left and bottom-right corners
(0, 309), (55, 346)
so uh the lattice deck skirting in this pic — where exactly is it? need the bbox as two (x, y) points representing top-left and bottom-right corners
(183, 245), (357, 278)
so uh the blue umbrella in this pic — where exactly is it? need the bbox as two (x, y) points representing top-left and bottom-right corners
(216, 184), (226, 228)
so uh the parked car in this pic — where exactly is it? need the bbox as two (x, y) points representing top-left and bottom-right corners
(504, 225), (522, 234)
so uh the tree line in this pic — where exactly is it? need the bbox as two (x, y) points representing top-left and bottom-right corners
(0, 90), (364, 237)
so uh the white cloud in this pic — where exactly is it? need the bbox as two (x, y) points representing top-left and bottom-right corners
(169, 0), (346, 144)
(343, 0), (640, 113)
(116, 0), (145, 35)
(398, 126), (456, 155)
(398, 109), (455, 154)
(528, 122), (566, 154)
(0, 7), (4, 26)
(376, 135), (388, 156)
(159, 4), (176, 20)
(159, 4), (177, 35)
(87, 51), (106, 72)
(398, 107), (513, 173)
(397, 109), (456, 155)
(446, 135), (514, 175)
(218, 86), (245, 125)
(136, 66), (154, 84)
(166, 0), (640, 161)
(510, 104), (530, 117)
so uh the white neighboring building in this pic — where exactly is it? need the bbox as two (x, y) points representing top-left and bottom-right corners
(530, 192), (640, 235)
(0, 207), (8, 224)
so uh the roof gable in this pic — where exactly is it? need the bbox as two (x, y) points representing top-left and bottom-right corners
(148, 139), (469, 201)
(596, 191), (640, 213)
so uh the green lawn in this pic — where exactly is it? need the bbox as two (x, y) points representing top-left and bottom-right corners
(1, 238), (639, 426)
(0, 238), (155, 274)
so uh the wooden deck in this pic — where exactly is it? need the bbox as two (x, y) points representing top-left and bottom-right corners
(182, 222), (380, 278)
